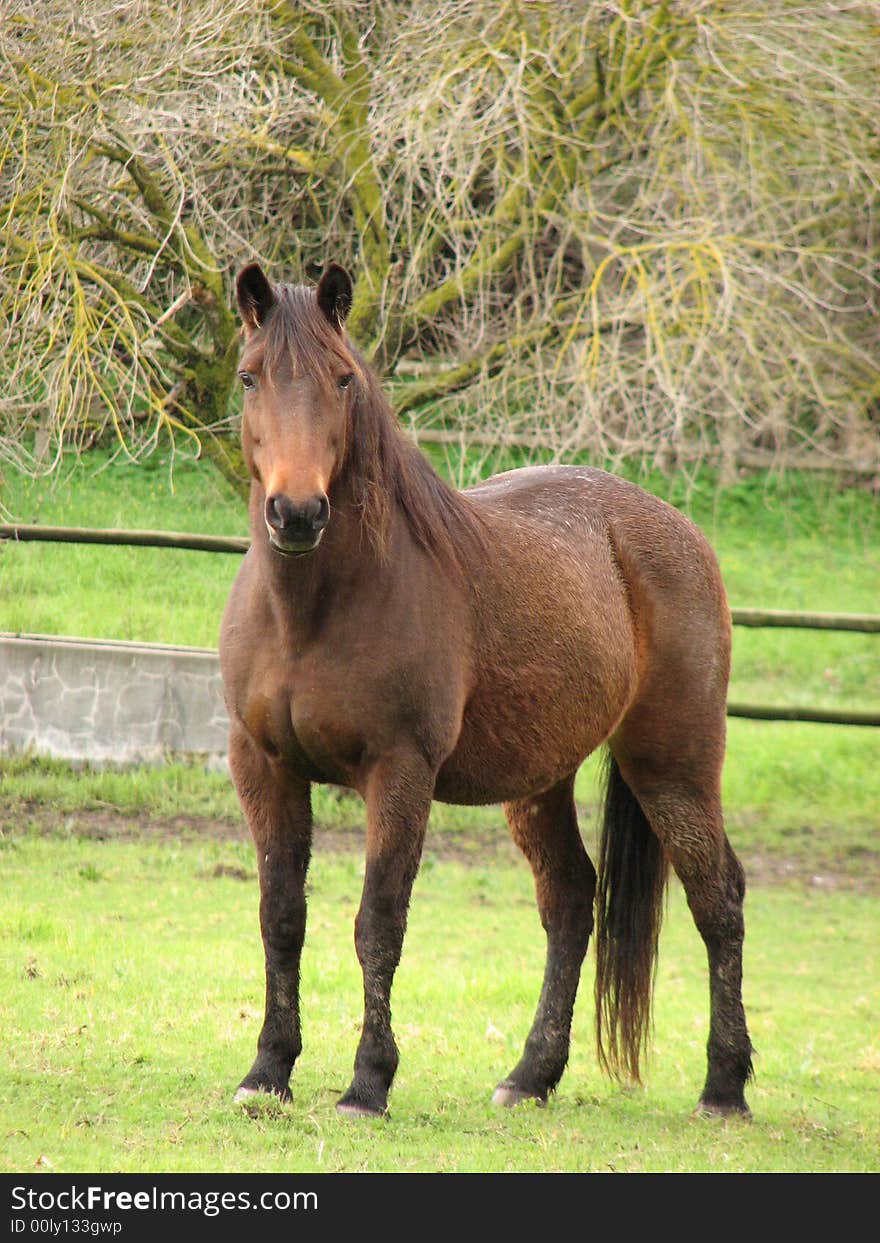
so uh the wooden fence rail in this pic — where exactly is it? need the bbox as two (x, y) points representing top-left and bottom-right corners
(2, 522), (877, 726)
(0, 522), (250, 555)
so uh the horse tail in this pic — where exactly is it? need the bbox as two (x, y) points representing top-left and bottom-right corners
(594, 751), (669, 1083)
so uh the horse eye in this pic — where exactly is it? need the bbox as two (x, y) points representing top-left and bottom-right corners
(337, 372), (354, 391)
(239, 370), (256, 391)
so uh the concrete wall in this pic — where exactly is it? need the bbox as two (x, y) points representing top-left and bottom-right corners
(0, 633), (229, 765)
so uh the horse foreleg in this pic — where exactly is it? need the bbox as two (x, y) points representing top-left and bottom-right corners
(337, 753), (433, 1117)
(229, 726), (312, 1103)
(493, 775), (596, 1106)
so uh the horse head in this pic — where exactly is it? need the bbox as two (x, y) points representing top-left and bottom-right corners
(235, 262), (358, 556)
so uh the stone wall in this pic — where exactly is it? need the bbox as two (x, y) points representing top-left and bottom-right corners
(0, 633), (228, 764)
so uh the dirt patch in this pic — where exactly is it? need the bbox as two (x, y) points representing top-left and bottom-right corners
(0, 800), (521, 865)
(2, 802), (251, 845)
(2, 801), (877, 894)
(736, 851), (879, 895)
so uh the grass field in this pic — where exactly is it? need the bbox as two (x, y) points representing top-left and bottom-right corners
(1, 447), (878, 1173)
(1, 832), (877, 1174)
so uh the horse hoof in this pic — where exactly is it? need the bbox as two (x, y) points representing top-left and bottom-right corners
(692, 1098), (751, 1120)
(336, 1099), (387, 1119)
(491, 1082), (547, 1108)
(235, 1084), (291, 1110)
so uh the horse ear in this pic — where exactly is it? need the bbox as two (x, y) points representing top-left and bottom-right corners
(236, 263), (275, 332)
(316, 264), (353, 332)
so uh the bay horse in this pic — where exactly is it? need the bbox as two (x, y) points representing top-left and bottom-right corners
(219, 261), (753, 1119)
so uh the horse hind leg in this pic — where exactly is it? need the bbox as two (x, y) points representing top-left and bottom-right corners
(610, 740), (753, 1117)
(493, 774), (596, 1107)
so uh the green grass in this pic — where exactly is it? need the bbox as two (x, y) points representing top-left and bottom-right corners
(0, 450), (245, 648)
(1, 833), (877, 1173)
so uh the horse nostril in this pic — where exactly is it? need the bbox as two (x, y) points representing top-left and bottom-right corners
(265, 493), (291, 531)
(310, 493), (330, 531)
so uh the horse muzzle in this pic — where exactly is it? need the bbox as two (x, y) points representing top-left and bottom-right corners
(264, 491), (330, 555)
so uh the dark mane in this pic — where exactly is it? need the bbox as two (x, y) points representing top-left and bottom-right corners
(264, 282), (487, 570)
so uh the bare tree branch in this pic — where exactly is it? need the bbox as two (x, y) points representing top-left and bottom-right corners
(1, 0), (877, 489)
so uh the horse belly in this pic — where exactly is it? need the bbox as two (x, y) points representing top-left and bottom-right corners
(434, 607), (637, 805)
(434, 702), (619, 804)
